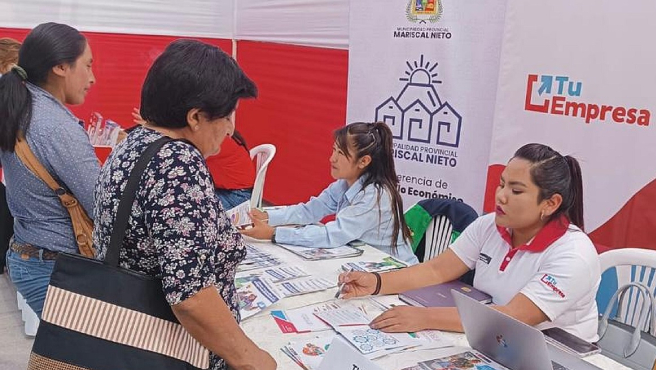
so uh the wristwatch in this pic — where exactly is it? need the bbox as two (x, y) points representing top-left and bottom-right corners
(271, 228), (277, 243)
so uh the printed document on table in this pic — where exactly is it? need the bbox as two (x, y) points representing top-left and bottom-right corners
(313, 306), (371, 327)
(271, 300), (353, 334)
(277, 277), (335, 297)
(335, 326), (417, 355)
(341, 256), (407, 273)
(263, 266), (310, 283)
(237, 244), (283, 272)
(236, 276), (281, 320)
(276, 243), (363, 260)
(282, 332), (337, 370)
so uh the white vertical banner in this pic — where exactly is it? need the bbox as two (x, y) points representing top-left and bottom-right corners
(488, 0), (656, 248)
(347, 0), (507, 211)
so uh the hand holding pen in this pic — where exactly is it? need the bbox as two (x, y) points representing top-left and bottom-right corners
(336, 269), (379, 299)
(334, 268), (353, 298)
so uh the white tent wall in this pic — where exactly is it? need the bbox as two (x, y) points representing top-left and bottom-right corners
(234, 0), (349, 49)
(0, 0), (234, 38)
(1, 0), (349, 48)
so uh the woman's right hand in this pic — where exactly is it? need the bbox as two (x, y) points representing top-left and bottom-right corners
(337, 271), (378, 299)
(250, 208), (268, 222)
(235, 348), (277, 370)
(131, 107), (146, 125)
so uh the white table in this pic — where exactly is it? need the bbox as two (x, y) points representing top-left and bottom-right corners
(239, 240), (628, 369)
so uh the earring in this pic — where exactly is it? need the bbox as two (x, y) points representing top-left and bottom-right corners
(540, 210), (546, 220)
(194, 126), (199, 131)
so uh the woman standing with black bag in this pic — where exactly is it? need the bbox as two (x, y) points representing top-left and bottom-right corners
(88, 40), (275, 370)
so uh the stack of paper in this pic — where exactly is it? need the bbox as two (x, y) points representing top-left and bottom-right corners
(262, 266), (310, 283)
(235, 276), (282, 320)
(341, 256), (407, 273)
(237, 245), (283, 272)
(276, 243), (364, 260)
(277, 277), (336, 297)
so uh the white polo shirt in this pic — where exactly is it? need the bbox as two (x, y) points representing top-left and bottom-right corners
(450, 213), (601, 342)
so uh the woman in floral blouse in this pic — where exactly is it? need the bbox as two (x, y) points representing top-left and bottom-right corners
(93, 40), (276, 370)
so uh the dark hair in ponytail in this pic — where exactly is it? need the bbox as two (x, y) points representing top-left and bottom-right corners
(232, 130), (249, 151)
(0, 22), (86, 152)
(334, 122), (412, 252)
(513, 143), (585, 230)
(564, 155), (584, 230)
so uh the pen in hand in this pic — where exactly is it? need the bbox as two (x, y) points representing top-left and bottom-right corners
(335, 268), (353, 299)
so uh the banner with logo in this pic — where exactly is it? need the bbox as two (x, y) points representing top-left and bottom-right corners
(486, 0), (656, 249)
(347, 0), (507, 211)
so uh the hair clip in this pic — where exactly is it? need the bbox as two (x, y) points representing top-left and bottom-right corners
(11, 65), (28, 81)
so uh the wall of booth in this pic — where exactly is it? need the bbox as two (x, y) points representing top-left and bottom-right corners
(1, 0), (655, 251)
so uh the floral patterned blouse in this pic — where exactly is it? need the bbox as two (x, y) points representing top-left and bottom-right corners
(93, 126), (246, 370)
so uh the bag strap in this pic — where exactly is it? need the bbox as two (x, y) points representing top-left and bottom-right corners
(598, 281), (653, 357)
(618, 284), (656, 335)
(15, 135), (95, 257)
(15, 135), (71, 194)
(105, 137), (172, 267)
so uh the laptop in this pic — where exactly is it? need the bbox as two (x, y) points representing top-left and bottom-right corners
(452, 290), (601, 370)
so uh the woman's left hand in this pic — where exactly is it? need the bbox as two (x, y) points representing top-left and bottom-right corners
(239, 212), (275, 240)
(369, 306), (430, 333)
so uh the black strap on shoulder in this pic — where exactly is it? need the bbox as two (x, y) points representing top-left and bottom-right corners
(105, 137), (172, 267)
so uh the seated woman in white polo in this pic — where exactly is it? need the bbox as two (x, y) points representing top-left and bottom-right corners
(338, 143), (601, 342)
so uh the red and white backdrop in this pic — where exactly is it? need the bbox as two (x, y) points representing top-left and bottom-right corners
(0, 0), (350, 208)
(2, 0), (655, 251)
(485, 0), (656, 250)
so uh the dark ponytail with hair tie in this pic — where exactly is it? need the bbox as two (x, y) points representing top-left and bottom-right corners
(564, 155), (584, 230)
(513, 143), (585, 231)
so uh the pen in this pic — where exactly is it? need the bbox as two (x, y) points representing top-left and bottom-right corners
(334, 268), (353, 298)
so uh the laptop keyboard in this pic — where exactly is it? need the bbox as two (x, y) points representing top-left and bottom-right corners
(552, 361), (570, 370)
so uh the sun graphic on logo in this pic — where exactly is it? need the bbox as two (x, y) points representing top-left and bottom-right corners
(399, 55), (442, 87)
(393, 54), (444, 111)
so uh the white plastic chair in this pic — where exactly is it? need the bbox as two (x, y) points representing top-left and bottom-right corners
(249, 144), (276, 209)
(598, 248), (656, 335)
(423, 215), (453, 261)
(404, 199), (478, 263)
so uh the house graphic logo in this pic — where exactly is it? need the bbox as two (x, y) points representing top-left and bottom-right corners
(406, 0), (443, 24)
(375, 55), (462, 151)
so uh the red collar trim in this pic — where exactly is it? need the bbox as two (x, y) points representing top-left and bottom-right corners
(496, 215), (569, 271)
